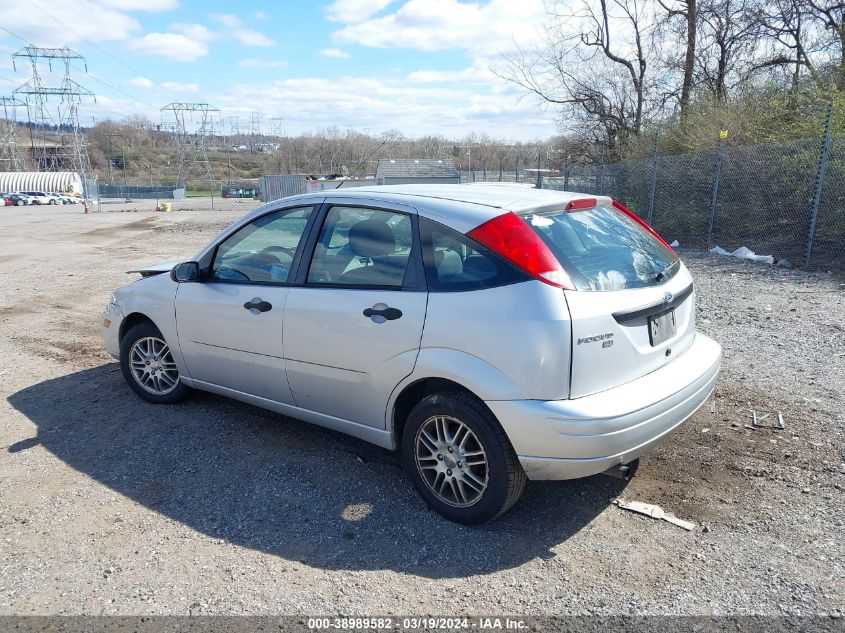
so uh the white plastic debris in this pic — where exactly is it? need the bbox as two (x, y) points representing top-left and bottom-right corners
(709, 245), (774, 264)
(613, 499), (696, 531)
(670, 239), (680, 247)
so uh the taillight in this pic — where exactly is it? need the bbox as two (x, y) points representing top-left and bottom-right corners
(467, 211), (573, 289)
(565, 197), (596, 211)
(611, 199), (678, 258)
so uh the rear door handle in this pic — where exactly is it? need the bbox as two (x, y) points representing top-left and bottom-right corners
(244, 298), (272, 313)
(363, 306), (403, 320)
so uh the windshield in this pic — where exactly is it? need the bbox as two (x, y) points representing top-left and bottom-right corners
(523, 206), (678, 291)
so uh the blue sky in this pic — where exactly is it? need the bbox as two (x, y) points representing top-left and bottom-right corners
(0, 0), (558, 140)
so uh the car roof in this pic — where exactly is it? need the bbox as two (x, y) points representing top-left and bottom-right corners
(325, 184), (601, 209)
(264, 184), (613, 233)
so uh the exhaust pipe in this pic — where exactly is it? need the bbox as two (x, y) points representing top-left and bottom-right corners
(602, 464), (632, 480)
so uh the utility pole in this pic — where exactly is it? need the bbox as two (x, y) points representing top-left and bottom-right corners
(249, 111), (261, 153)
(536, 148), (542, 188)
(105, 133), (126, 191)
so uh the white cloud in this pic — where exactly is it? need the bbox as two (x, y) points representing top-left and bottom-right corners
(407, 67), (493, 83)
(214, 13), (240, 28)
(127, 76), (198, 93)
(239, 58), (288, 68)
(255, 10), (266, 20)
(213, 74), (556, 141)
(326, 0), (394, 23)
(128, 76), (155, 89)
(126, 23), (213, 61)
(161, 81), (198, 92)
(211, 13), (276, 47)
(0, 0), (140, 46)
(74, 69), (556, 141)
(332, 0), (546, 57)
(320, 48), (351, 59)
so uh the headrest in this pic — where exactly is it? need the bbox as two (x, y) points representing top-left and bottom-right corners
(435, 249), (463, 278)
(348, 219), (395, 259)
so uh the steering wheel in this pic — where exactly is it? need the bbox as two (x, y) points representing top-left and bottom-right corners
(259, 245), (297, 259)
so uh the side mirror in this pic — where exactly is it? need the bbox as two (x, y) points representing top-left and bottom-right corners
(171, 261), (200, 283)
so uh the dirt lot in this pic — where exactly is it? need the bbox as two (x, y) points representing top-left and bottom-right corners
(1, 199), (843, 616)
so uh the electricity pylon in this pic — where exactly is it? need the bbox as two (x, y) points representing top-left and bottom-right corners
(0, 96), (27, 170)
(160, 102), (220, 187)
(11, 46), (95, 198)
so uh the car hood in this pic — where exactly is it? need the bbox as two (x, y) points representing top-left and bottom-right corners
(126, 261), (180, 277)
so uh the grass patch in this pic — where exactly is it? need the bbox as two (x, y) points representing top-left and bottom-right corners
(186, 190), (219, 198)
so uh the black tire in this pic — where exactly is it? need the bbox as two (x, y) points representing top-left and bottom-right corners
(15, 200), (23, 206)
(119, 321), (190, 404)
(49, 199), (57, 205)
(401, 391), (527, 524)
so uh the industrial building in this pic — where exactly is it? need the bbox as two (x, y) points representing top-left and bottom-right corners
(375, 159), (460, 186)
(0, 171), (83, 194)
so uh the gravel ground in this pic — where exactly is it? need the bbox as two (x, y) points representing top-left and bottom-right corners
(0, 200), (843, 616)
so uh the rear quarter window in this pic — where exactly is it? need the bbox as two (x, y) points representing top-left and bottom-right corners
(419, 218), (529, 292)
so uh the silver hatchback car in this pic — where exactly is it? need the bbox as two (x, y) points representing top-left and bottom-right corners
(102, 185), (721, 523)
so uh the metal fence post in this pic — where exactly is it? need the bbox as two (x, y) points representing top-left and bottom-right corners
(803, 99), (834, 268)
(647, 133), (660, 224)
(563, 154), (570, 190)
(706, 132), (726, 247)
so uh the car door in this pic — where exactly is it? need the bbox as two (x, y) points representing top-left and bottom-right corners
(283, 199), (427, 428)
(174, 204), (316, 404)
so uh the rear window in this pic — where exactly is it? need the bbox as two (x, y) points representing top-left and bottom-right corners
(523, 206), (678, 291)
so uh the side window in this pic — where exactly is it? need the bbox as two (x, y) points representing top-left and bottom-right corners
(307, 206), (412, 288)
(210, 205), (312, 283)
(420, 217), (528, 291)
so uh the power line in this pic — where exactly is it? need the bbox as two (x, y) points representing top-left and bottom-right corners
(23, 0), (152, 80)
(0, 24), (158, 113)
(70, 64), (158, 110)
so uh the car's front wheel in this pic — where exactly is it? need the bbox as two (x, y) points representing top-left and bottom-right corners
(402, 391), (527, 524)
(119, 321), (190, 404)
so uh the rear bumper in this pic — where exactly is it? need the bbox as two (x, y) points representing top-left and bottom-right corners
(486, 333), (721, 480)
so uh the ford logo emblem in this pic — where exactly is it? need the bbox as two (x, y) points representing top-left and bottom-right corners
(663, 292), (674, 304)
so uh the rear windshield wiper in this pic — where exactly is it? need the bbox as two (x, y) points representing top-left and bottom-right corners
(654, 259), (679, 282)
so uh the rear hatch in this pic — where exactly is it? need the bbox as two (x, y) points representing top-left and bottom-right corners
(520, 199), (695, 398)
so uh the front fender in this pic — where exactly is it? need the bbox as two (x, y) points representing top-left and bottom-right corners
(113, 274), (187, 377)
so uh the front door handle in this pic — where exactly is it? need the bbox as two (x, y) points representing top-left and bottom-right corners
(363, 306), (403, 321)
(244, 298), (272, 313)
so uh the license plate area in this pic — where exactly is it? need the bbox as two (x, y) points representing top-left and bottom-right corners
(648, 308), (676, 346)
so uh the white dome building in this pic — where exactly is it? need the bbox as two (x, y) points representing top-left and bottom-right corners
(0, 171), (84, 194)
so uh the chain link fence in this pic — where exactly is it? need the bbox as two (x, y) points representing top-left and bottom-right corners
(516, 108), (844, 269)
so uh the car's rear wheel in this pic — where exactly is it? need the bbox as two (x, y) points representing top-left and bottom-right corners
(15, 199), (23, 206)
(402, 391), (526, 524)
(120, 322), (190, 404)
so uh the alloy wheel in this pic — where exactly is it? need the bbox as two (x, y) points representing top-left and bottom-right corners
(414, 415), (489, 507)
(128, 336), (180, 395)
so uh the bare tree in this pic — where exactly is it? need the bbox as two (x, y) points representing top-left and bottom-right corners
(657, 0), (698, 115)
(417, 135), (449, 158)
(497, 0), (657, 157)
(805, 0), (845, 88)
(754, 0), (822, 87)
(696, 0), (760, 100)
